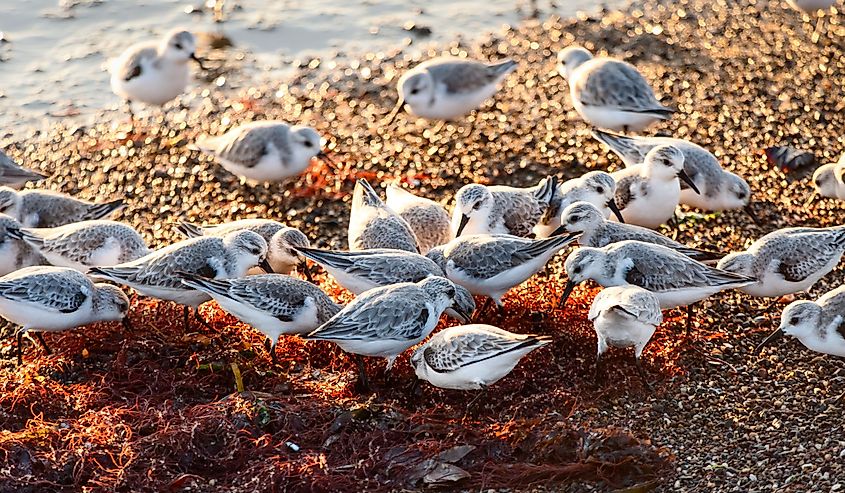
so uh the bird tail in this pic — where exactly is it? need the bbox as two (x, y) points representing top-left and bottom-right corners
(670, 245), (724, 263)
(591, 128), (639, 156)
(176, 221), (205, 239)
(293, 246), (353, 270)
(533, 175), (558, 206)
(83, 199), (125, 221)
(5, 227), (44, 249)
(177, 271), (230, 297)
(522, 232), (579, 258)
(490, 59), (518, 77)
(354, 178), (384, 208)
(88, 266), (137, 284)
(629, 106), (675, 119)
(4, 166), (49, 184)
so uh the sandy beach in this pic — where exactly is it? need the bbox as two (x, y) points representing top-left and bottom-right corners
(1, 0), (845, 491)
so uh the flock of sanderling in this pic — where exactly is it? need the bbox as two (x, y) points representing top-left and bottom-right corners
(0, 0), (843, 394)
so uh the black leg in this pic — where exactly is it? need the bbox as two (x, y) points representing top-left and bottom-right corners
(122, 317), (133, 332)
(264, 337), (278, 364)
(466, 384), (487, 410)
(593, 352), (604, 386)
(623, 125), (629, 134)
(476, 298), (494, 320)
(355, 355), (370, 392)
(685, 304), (695, 337)
(183, 305), (190, 329)
(635, 353), (652, 391)
(194, 307), (214, 331)
(16, 330), (23, 366)
(496, 303), (505, 318)
(34, 332), (51, 355)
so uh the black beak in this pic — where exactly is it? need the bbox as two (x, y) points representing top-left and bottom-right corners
(677, 169), (701, 195)
(744, 202), (760, 225)
(259, 258), (274, 274)
(452, 306), (471, 324)
(754, 328), (784, 354)
(190, 53), (207, 70)
(299, 259), (314, 283)
(557, 280), (577, 309)
(606, 199), (625, 223)
(455, 214), (470, 237)
(316, 151), (338, 169)
(548, 223), (569, 238)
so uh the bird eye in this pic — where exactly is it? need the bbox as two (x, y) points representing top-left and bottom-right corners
(595, 186), (604, 194)
(410, 88), (420, 95)
(568, 215), (579, 223)
(472, 202), (481, 210)
(447, 288), (455, 298)
(174, 43), (183, 50)
(303, 141), (313, 148)
(789, 317), (799, 325)
(573, 266), (582, 274)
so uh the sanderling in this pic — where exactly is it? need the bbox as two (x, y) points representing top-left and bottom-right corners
(716, 225), (845, 298)
(557, 46), (674, 132)
(293, 246), (476, 321)
(303, 277), (468, 389)
(561, 240), (756, 331)
(0, 187), (125, 228)
(110, 29), (205, 114)
(592, 129), (755, 217)
(0, 214), (45, 276)
(534, 171), (624, 238)
(349, 178), (419, 253)
(9, 220), (150, 273)
(196, 121), (333, 183)
(179, 272), (341, 362)
(0, 266), (129, 365)
(385, 56), (517, 123)
(611, 144), (700, 228)
(427, 231), (579, 312)
(452, 176), (558, 238)
(756, 284), (845, 357)
(89, 230), (271, 328)
(385, 183), (450, 254)
(809, 157), (845, 202)
(177, 218), (310, 277)
(555, 201), (721, 262)
(0, 150), (48, 189)
(589, 285), (662, 387)
(410, 324), (550, 390)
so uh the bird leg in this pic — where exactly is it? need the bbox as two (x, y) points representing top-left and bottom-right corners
(194, 307), (214, 331)
(593, 352), (605, 387)
(476, 297), (494, 320)
(183, 305), (190, 329)
(354, 355), (371, 393)
(685, 304), (695, 337)
(264, 338), (279, 364)
(466, 384), (488, 411)
(34, 332), (51, 355)
(16, 330), (23, 366)
(634, 354), (652, 391)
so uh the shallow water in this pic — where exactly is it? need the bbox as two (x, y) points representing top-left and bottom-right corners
(0, 0), (622, 138)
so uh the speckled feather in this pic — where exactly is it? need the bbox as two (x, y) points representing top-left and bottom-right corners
(18, 221), (149, 267)
(422, 326), (549, 372)
(200, 122), (293, 168)
(0, 267), (92, 313)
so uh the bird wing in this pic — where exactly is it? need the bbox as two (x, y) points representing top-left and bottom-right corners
(0, 269), (90, 314)
(577, 60), (667, 111)
(118, 46), (158, 82)
(427, 60), (502, 94)
(424, 329), (544, 372)
(621, 244), (751, 292)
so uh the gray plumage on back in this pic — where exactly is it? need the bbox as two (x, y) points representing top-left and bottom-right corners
(348, 179), (420, 253)
(200, 121), (292, 169)
(418, 325), (549, 372)
(385, 184), (451, 253)
(574, 61), (669, 112)
(424, 58), (518, 95)
(297, 247), (442, 288)
(452, 176), (558, 237)
(0, 214), (45, 275)
(0, 187), (125, 228)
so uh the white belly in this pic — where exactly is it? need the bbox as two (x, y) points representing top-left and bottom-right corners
(0, 297), (94, 331)
(616, 184), (679, 229)
(593, 311), (656, 357)
(408, 83), (499, 120)
(415, 351), (527, 390)
(572, 98), (663, 132)
(446, 251), (558, 303)
(740, 254), (842, 297)
(111, 63), (190, 106)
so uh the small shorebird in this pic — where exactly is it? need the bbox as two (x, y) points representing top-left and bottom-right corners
(557, 46), (674, 132)
(196, 121), (333, 183)
(592, 129), (755, 217)
(451, 177), (558, 237)
(410, 324), (550, 390)
(610, 144), (700, 228)
(589, 285), (663, 388)
(0, 187), (124, 228)
(179, 272), (341, 362)
(0, 266), (129, 365)
(177, 219), (311, 278)
(555, 201), (721, 262)
(385, 56), (517, 123)
(90, 230), (271, 329)
(756, 284), (845, 358)
(716, 226), (845, 298)
(427, 232), (579, 313)
(303, 277), (468, 390)
(533, 171), (624, 238)
(349, 179), (420, 253)
(561, 240), (756, 332)
(10, 220), (150, 272)
(110, 29), (205, 115)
